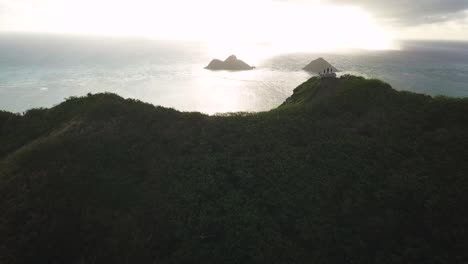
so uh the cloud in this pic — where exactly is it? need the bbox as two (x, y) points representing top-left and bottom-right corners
(275, 0), (468, 25)
(1, 0), (468, 41)
(321, 0), (468, 25)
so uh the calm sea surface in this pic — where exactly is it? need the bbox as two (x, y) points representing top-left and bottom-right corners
(1, 34), (468, 114)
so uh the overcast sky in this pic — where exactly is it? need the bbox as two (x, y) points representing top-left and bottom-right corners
(1, 0), (467, 42)
(327, 0), (468, 40)
(322, 0), (468, 25)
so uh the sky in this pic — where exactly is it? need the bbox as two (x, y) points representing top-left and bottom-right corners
(1, 0), (468, 50)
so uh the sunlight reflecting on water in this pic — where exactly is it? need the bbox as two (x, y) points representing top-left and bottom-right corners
(1, 35), (468, 114)
(145, 64), (309, 114)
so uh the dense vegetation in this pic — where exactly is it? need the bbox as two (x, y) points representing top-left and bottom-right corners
(1, 75), (468, 263)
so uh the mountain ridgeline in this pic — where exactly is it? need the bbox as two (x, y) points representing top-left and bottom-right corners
(1, 75), (468, 263)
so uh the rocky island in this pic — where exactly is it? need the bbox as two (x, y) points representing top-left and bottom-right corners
(205, 55), (255, 71)
(303, 57), (339, 73)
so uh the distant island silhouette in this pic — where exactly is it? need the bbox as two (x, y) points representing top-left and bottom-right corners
(303, 57), (339, 74)
(205, 55), (255, 71)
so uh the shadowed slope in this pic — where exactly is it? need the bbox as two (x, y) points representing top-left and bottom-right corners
(1, 76), (468, 264)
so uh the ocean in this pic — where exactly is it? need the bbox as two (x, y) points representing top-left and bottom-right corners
(1, 33), (468, 114)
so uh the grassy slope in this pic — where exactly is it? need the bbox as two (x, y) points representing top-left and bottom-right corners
(1, 76), (468, 263)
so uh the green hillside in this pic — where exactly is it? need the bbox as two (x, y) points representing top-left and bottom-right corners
(1, 75), (468, 263)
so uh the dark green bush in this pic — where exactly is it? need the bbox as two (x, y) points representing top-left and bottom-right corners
(1, 76), (467, 264)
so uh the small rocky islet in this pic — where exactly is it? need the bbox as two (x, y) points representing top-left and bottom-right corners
(204, 55), (255, 71)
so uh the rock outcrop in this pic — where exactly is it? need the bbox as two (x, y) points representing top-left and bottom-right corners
(205, 55), (255, 71)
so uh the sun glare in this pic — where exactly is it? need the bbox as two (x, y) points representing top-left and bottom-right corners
(204, 2), (396, 60)
(2, 0), (396, 53)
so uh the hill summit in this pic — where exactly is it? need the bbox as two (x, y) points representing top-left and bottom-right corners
(1, 75), (468, 263)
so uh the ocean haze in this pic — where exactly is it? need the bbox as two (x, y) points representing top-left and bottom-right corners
(1, 33), (468, 114)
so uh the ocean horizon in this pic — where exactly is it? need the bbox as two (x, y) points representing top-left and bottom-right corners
(1, 33), (468, 114)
